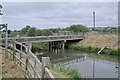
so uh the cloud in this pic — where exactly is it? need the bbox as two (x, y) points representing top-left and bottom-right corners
(1, 0), (120, 2)
(2, 2), (118, 30)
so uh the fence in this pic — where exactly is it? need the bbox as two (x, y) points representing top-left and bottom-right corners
(5, 39), (54, 79)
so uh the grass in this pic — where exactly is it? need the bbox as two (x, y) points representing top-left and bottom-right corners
(51, 64), (81, 80)
(80, 34), (118, 50)
(67, 33), (119, 56)
(0, 54), (2, 80)
(32, 42), (49, 52)
(69, 44), (120, 56)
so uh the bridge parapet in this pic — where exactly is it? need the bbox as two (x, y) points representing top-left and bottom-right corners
(16, 35), (85, 42)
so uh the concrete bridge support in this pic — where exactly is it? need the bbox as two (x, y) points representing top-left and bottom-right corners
(48, 41), (66, 52)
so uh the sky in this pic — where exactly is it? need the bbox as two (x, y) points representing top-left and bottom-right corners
(0, 1), (118, 30)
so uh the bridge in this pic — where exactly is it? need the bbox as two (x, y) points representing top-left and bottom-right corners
(2, 35), (85, 51)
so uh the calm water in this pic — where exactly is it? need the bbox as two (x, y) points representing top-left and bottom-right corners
(36, 49), (118, 78)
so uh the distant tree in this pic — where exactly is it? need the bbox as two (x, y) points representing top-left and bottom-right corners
(41, 29), (52, 36)
(27, 27), (36, 36)
(20, 25), (31, 35)
(66, 24), (90, 33)
(35, 29), (42, 36)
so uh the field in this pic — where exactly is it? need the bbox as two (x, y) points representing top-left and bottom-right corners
(79, 34), (118, 50)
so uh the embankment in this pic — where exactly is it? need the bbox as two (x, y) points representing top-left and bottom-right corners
(69, 34), (120, 56)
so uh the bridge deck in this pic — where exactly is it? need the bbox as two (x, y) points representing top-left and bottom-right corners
(1, 35), (84, 42)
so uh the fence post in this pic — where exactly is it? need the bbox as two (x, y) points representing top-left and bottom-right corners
(34, 60), (36, 78)
(25, 58), (29, 77)
(42, 57), (50, 78)
(13, 41), (16, 62)
(20, 44), (22, 66)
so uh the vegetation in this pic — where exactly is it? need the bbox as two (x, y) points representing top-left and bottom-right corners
(66, 24), (90, 33)
(69, 44), (120, 56)
(51, 64), (81, 80)
(7, 24), (90, 37)
(32, 42), (49, 52)
(79, 34), (118, 50)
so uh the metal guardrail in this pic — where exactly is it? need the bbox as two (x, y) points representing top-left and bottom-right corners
(6, 40), (54, 79)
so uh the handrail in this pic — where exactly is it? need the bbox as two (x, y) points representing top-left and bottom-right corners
(6, 40), (54, 79)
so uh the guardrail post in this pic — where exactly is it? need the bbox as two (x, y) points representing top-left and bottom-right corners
(42, 57), (50, 78)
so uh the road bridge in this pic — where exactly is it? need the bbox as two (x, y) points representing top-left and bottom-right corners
(1, 35), (85, 51)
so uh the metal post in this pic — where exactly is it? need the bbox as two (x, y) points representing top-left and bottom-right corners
(93, 58), (95, 78)
(93, 12), (95, 33)
(5, 24), (8, 58)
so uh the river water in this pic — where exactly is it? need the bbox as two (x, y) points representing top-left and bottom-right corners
(36, 49), (118, 78)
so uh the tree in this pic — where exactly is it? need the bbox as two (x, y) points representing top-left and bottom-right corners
(66, 24), (90, 33)
(35, 29), (42, 36)
(27, 27), (36, 36)
(41, 29), (52, 36)
(20, 25), (31, 35)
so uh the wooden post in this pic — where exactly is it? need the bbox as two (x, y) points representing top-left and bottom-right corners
(42, 57), (50, 78)
(13, 41), (16, 62)
(26, 58), (29, 75)
(34, 60), (36, 78)
(20, 44), (22, 66)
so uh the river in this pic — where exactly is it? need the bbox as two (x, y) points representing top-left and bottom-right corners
(35, 49), (118, 78)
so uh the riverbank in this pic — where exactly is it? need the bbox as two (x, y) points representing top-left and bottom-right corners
(80, 34), (118, 50)
(69, 34), (119, 56)
(51, 65), (80, 80)
(69, 44), (120, 56)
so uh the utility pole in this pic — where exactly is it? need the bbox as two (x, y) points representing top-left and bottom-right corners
(93, 12), (95, 33)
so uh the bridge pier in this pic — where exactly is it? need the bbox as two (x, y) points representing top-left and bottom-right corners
(48, 41), (65, 52)
(62, 40), (66, 50)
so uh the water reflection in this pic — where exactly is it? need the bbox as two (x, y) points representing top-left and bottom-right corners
(36, 49), (118, 78)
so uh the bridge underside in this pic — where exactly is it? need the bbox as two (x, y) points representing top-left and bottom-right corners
(48, 38), (83, 52)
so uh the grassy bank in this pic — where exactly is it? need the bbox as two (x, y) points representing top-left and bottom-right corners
(51, 64), (81, 80)
(69, 44), (120, 56)
(67, 34), (120, 56)
(80, 34), (118, 50)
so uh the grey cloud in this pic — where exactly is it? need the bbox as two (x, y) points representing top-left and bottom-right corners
(2, 2), (118, 30)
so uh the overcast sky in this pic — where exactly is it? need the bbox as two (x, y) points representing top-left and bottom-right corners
(1, 2), (118, 30)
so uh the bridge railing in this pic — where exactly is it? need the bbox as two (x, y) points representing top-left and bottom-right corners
(6, 40), (54, 79)
(15, 35), (85, 42)
(0, 35), (85, 43)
